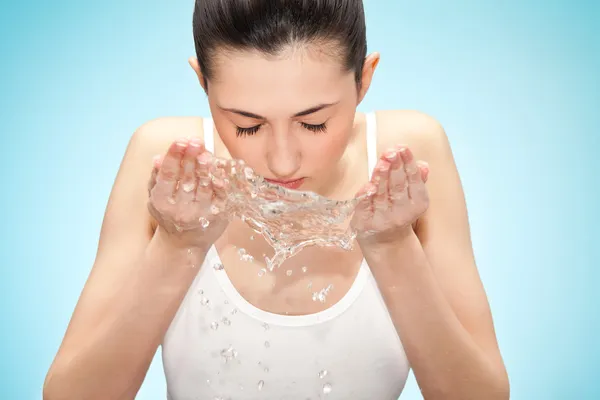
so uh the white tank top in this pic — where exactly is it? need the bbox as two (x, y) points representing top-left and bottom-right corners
(162, 112), (410, 400)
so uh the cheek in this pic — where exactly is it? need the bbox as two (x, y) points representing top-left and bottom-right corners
(305, 132), (350, 167)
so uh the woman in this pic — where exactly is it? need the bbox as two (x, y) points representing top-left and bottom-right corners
(44, 1), (510, 399)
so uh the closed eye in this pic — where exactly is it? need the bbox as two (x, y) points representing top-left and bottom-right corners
(235, 122), (327, 137)
(301, 122), (327, 133)
(236, 124), (261, 137)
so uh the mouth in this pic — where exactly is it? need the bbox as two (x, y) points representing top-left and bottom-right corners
(264, 177), (306, 190)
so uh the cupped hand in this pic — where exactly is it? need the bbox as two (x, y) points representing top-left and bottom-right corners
(351, 145), (430, 247)
(147, 138), (229, 250)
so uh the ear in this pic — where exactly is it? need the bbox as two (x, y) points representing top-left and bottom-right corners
(357, 52), (380, 104)
(189, 56), (207, 92)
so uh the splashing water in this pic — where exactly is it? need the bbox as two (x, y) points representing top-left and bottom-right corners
(208, 158), (371, 270)
(312, 284), (334, 303)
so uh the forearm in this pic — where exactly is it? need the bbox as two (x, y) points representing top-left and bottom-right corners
(362, 232), (508, 400)
(45, 230), (207, 400)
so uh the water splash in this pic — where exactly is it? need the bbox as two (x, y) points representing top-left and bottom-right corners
(208, 158), (370, 270)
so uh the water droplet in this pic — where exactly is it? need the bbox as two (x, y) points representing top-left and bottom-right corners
(238, 248), (255, 262)
(224, 300), (229, 305)
(167, 197), (176, 205)
(230, 308), (238, 315)
(312, 284), (334, 303)
(286, 269), (292, 276)
(322, 383), (332, 394)
(264, 341), (270, 348)
(210, 205), (220, 215)
(210, 321), (219, 330)
(221, 317), (231, 326)
(200, 296), (210, 307)
(262, 323), (270, 331)
(258, 268), (266, 277)
(302, 266), (308, 273)
(199, 217), (210, 229)
(198, 289), (204, 295)
(213, 262), (224, 271)
(250, 235), (255, 240)
(220, 346), (238, 363)
(182, 182), (196, 193)
(318, 369), (328, 379)
(307, 281), (313, 290)
(257, 380), (264, 391)
(264, 366), (269, 373)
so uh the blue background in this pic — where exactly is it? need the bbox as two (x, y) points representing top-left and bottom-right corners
(1, 0), (598, 398)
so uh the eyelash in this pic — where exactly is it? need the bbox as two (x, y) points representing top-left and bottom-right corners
(235, 122), (327, 137)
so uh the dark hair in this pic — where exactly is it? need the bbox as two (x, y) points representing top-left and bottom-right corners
(192, 0), (367, 87)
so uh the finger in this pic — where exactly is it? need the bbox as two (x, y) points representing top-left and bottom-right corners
(372, 159), (391, 210)
(384, 148), (408, 201)
(176, 138), (204, 204)
(195, 151), (214, 205)
(399, 147), (423, 200)
(148, 155), (162, 196)
(156, 139), (188, 197)
(417, 161), (429, 182)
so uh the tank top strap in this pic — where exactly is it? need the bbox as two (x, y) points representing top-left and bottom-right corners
(365, 111), (378, 175)
(203, 117), (214, 153)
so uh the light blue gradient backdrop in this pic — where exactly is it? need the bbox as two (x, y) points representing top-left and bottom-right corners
(0, 1), (598, 399)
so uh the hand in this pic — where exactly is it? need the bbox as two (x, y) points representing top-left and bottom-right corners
(147, 138), (229, 250)
(351, 145), (430, 248)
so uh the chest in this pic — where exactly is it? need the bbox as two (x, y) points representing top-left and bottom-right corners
(214, 219), (364, 316)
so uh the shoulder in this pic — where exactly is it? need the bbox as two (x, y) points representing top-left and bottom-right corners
(371, 109), (449, 162)
(129, 116), (205, 159)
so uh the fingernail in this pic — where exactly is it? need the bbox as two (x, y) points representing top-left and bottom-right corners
(384, 151), (397, 161)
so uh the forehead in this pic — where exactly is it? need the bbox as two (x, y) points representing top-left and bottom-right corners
(209, 45), (355, 113)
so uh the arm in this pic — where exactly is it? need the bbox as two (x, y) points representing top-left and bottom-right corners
(43, 123), (207, 400)
(362, 112), (509, 399)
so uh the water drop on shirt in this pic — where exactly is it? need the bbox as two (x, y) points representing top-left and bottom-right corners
(210, 321), (218, 330)
(221, 317), (231, 326)
(323, 383), (332, 394)
(264, 341), (270, 348)
(213, 262), (224, 271)
(230, 308), (238, 315)
(318, 369), (328, 379)
(262, 323), (270, 331)
(220, 346), (238, 363)
(257, 380), (264, 391)
(200, 296), (210, 307)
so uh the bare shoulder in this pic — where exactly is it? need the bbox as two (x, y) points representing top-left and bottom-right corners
(372, 109), (450, 162)
(130, 116), (205, 161)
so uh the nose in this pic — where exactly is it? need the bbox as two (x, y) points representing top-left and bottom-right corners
(266, 125), (301, 179)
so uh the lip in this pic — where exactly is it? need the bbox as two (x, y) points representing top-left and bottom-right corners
(264, 177), (305, 190)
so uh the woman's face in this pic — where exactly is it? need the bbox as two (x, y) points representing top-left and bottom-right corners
(193, 44), (378, 192)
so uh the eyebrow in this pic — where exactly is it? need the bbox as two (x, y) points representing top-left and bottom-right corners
(219, 102), (339, 120)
